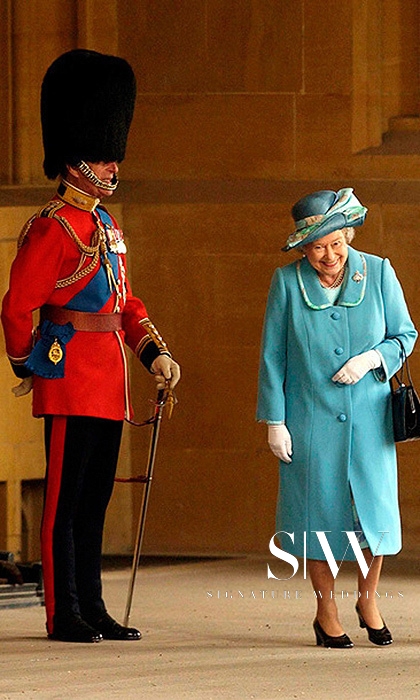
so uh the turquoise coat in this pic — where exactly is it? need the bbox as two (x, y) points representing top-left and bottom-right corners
(257, 247), (417, 560)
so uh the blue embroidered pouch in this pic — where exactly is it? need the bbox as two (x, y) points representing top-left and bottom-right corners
(25, 320), (75, 378)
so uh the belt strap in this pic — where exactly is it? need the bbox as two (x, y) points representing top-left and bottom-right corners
(41, 305), (122, 332)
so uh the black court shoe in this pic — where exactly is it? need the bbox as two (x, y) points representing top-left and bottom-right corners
(313, 619), (354, 648)
(355, 604), (393, 646)
(89, 612), (142, 641)
(48, 616), (103, 643)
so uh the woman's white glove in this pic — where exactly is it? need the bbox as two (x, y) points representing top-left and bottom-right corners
(268, 424), (293, 463)
(151, 355), (181, 390)
(332, 349), (381, 385)
(12, 376), (33, 397)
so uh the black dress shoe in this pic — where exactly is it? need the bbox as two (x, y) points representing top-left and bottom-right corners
(356, 604), (393, 645)
(313, 619), (354, 648)
(49, 616), (103, 643)
(89, 612), (142, 641)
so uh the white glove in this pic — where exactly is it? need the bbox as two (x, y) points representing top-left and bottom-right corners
(268, 424), (293, 463)
(12, 376), (33, 397)
(151, 354), (181, 389)
(332, 350), (381, 385)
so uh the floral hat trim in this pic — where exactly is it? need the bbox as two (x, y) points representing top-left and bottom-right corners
(284, 188), (367, 250)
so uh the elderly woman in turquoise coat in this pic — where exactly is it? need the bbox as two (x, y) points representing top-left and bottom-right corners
(257, 188), (417, 649)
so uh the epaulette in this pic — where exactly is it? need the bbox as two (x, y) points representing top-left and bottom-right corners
(17, 199), (66, 249)
(38, 200), (66, 218)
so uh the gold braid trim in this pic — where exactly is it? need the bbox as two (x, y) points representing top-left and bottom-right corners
(137, 319), (171, 355)
(54, 222), (101, 288)
(18, 201), (67, 248)
(53, 213), (102, 288)
(17, 214), (37, 249)
(55, 250), (100, 288)
(17, 199), (104, 289)
(54, 214), (100, 255)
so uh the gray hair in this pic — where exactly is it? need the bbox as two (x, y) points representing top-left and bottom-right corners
(343, 227), (355, 243)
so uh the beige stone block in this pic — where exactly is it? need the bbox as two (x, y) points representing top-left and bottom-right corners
(0, 482), (6, 549)
(132, 341), (260, 457)
(0, 392), (38, 461)
(381, 0), (419, 117)
(77, 0), (118, 54)
(13, 435), (45, 482)
(130, 251), (215, 350)
(295, 95), (352, 177)
(0, 362), (33, 448)
(0, 2), (12, 184)
(212, 254), (276, 329)
(104, 425), (134, 555)
(125, 203), (291, 351)
(125, 94), (295, 180)
(118, 0), (207, 93)
(254, 443), (281, 527)
(205, 0), (303, 92)
(379, 205), (420, 306)
(5, 480), (23, 556)
(382, 97), (419, 135)
(123, 201), (291, 354)
(21, 478), (44, 561)
(124, 202), (292, 256)
(352, 202), (383, 255)
(304, 0), (352, 95)
(398, 439), (420, 540)
(125, 250), (283, 362)
(0, 206), (36, 242)
(139, 446), (266, 554)
(351, 0), (382, 152)
(136, 443), (279, 556)
(120, 0), (302, 94)
(0, 443), (15, 485)
(11, 0), (76, 184)
(350, 152), (420, 182)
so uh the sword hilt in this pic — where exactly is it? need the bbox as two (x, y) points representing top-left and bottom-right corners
(157, 384), (177, 419)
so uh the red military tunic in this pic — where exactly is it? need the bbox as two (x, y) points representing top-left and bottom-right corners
(1, 182), (167, 420)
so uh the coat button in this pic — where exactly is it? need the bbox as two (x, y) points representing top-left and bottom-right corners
(338, 413), (347, 422)
(331, 311), (341, 320)
(335, 347), (344, 355)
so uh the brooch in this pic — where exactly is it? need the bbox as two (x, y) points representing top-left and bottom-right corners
(352, 271), (364, 283)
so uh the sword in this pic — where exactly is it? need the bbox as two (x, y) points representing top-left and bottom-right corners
(123, 386), (174, 627)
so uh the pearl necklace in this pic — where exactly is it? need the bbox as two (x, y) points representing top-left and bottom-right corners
(319, 266), (346, 289)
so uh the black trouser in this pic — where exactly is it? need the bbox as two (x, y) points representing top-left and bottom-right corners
(42, 416), (123, 634)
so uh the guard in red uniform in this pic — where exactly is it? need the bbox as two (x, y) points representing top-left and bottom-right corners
(1, 50), (180, 643)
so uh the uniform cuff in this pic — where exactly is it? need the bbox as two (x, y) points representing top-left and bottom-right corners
(10, 361), (33, 379)
(139, 339), (161, 372)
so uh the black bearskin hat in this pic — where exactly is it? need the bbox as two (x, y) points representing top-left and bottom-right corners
(41, 49), (136, 180)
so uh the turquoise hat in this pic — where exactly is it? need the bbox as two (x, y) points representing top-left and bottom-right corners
(282, 188), (367, 252)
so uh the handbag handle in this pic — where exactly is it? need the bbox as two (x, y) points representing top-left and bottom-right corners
(393, 337), (413, 388)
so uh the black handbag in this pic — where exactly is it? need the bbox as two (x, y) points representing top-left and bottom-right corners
(391, 338), (420, 442)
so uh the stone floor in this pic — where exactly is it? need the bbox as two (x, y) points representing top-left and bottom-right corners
(0, 555), (419, 699)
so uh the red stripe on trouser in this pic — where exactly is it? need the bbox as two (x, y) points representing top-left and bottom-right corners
(41, 416), (67, 635)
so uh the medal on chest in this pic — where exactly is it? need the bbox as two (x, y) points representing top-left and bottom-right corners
(103, 222), (127, 254)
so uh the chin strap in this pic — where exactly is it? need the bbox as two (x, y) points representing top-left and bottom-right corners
(77, 160), (119, 191)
